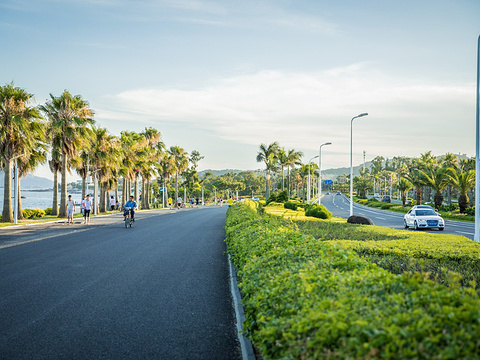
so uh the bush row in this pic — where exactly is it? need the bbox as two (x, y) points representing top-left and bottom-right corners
(22, 208), (46, 219)
(225, 202), (480, 359)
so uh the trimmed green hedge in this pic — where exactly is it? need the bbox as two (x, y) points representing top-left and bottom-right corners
(22, 208), (46, 219)
(284, 201), (298, 210)
(225, 202), (480, 359)
(305, 203), (332, 219)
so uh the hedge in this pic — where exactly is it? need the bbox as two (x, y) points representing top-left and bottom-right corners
(22, 208), (46, 219)
(225, 202), (480, 359)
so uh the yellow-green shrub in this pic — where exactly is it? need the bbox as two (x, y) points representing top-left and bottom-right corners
(226, 202), (480, 359)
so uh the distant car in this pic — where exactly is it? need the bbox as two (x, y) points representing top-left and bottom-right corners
(374, 193), (381, 199)
(381, 196), (391, 203)
(404, 206), (444, 231)
(336, 191), (341, 195)
(325, 192), (330, 195)
(252, 196), (260, 201)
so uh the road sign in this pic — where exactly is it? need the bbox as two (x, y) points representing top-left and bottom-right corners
(324, 179), (333, 185)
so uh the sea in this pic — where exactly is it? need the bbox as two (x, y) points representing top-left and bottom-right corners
(0, 189), (104, 211)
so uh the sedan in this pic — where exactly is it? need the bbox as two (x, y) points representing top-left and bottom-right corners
(404, 207), (445, 231)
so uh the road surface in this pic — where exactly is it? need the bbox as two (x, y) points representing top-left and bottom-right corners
(321, 193), (475, 240)
(0, 207), (241, 360)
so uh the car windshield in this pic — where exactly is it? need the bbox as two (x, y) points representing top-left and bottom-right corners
(415, 210), (436, 216)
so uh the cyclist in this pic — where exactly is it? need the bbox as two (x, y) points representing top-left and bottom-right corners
(124, 195), (138, 222)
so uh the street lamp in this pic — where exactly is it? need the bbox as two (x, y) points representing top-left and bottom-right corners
(475, 34), (480, 242)
(318, 142), (332, 205)
(350, 112), (368, 216)
(307, 155), (319, 204)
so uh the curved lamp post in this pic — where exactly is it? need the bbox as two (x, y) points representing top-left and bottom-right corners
(318, 142), (332, 205)
(350, 113), (368, 217)
(307, 155), (319, 204)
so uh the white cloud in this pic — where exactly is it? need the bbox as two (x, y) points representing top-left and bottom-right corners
(97, 64), (475, 169)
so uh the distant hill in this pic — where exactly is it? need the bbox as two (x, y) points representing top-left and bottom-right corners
(0, 172), (53, 189)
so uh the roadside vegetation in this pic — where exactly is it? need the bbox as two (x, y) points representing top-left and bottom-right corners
(226, 201), (480, 359)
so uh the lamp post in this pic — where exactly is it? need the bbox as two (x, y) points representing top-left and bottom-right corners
(475, 34), (480, 242)
(307, 155), (319, 204)
(318, 142), (332, 205)
(350, 113), (368, 216)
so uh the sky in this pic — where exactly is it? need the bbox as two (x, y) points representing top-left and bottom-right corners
(1, 0), (479, 180)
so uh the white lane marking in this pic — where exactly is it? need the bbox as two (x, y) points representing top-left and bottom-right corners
(456, 231), (475, 235)
(375, 217), (386, 220)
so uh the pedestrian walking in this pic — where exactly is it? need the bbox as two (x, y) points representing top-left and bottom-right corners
(219, 198), (223, 207)
(81, 196), (86, 223)
(66, 195), (75, 224)
(228, 196), (233, 208)
(109, 196), (116, 212)
(83, 194), (92, 224)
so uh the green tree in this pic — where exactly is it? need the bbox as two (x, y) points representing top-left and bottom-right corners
(447, 164), (475, 213)
(40, 90), (94, 217)
(419, 166), (449, 209)
(256, 142), (279, 199)
(397, 178), (413, 206)
(0, 83), (44, 222)
(169, 146), (189, 205)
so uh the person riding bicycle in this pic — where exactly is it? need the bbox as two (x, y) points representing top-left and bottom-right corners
(124, 195), (137, 222)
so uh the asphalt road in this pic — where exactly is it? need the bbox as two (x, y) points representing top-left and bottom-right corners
(321, 193), (475, 240)
(0, 207), (241, 360)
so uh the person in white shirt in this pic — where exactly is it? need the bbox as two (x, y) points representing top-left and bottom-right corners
(109, 196), (116, 212)
(83, 194), (93, 224)
(66, 195), (75, 224)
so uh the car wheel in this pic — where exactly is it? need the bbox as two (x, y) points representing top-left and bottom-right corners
(404, 220), (408, 229)
(439, 228), (444, 231)
(414, 221), (418, 230)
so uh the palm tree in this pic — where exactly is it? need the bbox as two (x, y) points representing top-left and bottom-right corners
(285, 148), (303, 197)
(40, 90), (94, 217)
(169, 146), (189, 205)
(447, 164), (475, 213)
(89, 127), (120, 213)
(419, 166), (449, 209)
(404, 169), (425, 205)
(140, 128), (164, 209)
(442, 153), (458, 205)
(277, 148), (288, 191)
(397, 178), (413, 206)
(157, 153), (175, 208)
(256, 142), (279, 199)
(0, 83), (44, 222)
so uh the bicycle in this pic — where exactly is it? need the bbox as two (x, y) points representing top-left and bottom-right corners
(123, 206), (134, 228)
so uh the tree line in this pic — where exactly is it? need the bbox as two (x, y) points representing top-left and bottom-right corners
(0, 82), (202, 222)
(255, 141), (475, 213)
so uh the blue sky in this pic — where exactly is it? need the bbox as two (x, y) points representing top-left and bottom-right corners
(1, 0), (479, 179)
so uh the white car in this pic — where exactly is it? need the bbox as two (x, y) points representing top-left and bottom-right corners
(404, 206), (445, 231)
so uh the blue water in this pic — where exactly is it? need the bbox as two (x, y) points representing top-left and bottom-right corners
(0, 190), (85, 210)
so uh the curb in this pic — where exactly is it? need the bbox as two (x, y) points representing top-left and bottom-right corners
(228, 255), (256, 360)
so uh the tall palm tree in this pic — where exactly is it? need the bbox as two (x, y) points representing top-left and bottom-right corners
(285, 148), (303, 197)
(404, 169), (425, 205)
(0, 83), (44, 222)
(169, 146), (189, 205)
(256, 142), (279, 199)
(157, 153), (175, 208)
(277, 148), (288, 191)
(447, 164), (475, 213)
(40, 90), (94, 217)
(442, 153), (458, 205)
(140, 128), (164, 209)
(419, 166), (449, 209)
(397, 178), (413, 206)
(89, 127), (120, 213)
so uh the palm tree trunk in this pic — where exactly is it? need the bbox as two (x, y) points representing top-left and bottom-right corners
(2, 160), (13, 222)
(141, 178), (146, 209)
(52, 169), (59, 216)
(82, 175), (87, 199)
(281, 166), (285, 191)
(266, 171), (271, 199)
(175, 173), (179, 204)
(134, 176), (138, 203)
(59, 155), (67, 217)
(145, 181), (150, 209)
